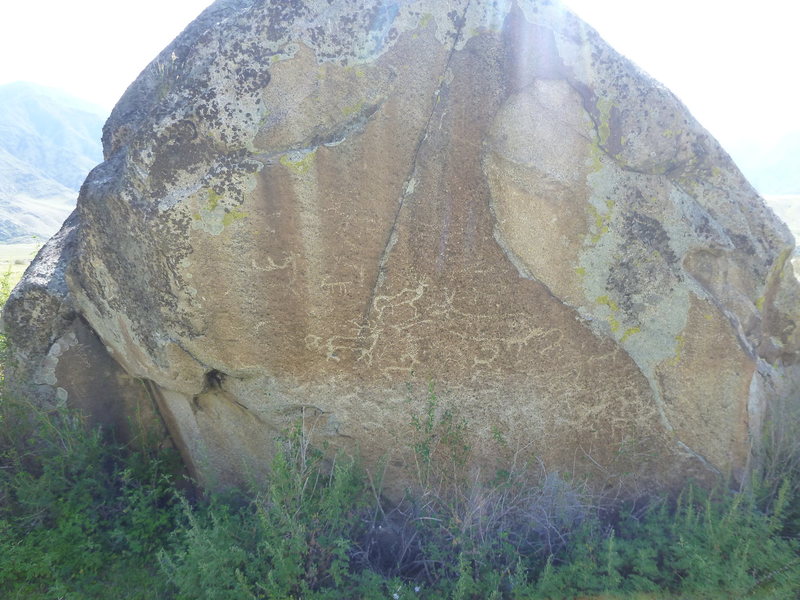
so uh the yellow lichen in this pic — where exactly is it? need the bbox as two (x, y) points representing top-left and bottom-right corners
(222, 209), (248, 226)
(596, 97), (614, 148)
(590, 205), (605, 229)
(206, 189), (222, 211)
(587, 204), (612, 244)
(608, 316), (621, 333)
(620, 327), (640, 343)
(590, 226), (609, 245)
(342, 100), (364, 117)
(667, 334), (685, 366)
(257, 110), (272, 128)
(280, 150), (317, 175)
(596, 295), (619, 312)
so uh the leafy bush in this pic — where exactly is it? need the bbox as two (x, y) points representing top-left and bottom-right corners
(530, 484), (800, 599)
(0, 396), (183, 599)
(160, 425), (381, 599)
(0, 272), (182, 598)
(2, 393), (800, 598)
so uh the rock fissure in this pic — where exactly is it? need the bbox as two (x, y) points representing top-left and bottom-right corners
(676, 441), (723, 477)
(141, 378), (186, 449)
(359, 0), (474, 331)
(251, 100), (387, 166)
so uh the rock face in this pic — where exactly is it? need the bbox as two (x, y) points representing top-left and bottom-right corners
(4, 0), (800, 493)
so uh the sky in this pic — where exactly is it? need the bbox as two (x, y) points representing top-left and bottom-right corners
(1, 0), (798, 156)
(0, 0), (213, 111)
(565, 0), (800, 153)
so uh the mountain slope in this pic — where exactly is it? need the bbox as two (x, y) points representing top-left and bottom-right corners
(0, 82), (106, 242)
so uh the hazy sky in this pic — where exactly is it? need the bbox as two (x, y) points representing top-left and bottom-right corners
(1, 0), (213, 110)
(565, 0), (800, 152)
(1, 0), (798, 154)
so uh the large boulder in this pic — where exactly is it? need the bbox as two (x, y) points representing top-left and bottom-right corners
(4, 0), (800, 493)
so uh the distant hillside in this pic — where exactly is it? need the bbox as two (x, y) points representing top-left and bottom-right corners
(0, 82), (106, 242)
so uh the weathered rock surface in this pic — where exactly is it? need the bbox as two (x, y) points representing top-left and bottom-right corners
(4, 0), (800, 493)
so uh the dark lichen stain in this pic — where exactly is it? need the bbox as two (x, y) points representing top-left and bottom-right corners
(603, 209), (682, 315)
(691, 212), (714, 240)
(606, 258), (639, 314)
(148, 128), (213, 199)
(604, 104), (624, 156)
(729, 232), (757, 257)
(173, 119), (198, 143)
(235, 65), (271, 94)
(623, 211), (678, 265)
(263, 1), (311, 41)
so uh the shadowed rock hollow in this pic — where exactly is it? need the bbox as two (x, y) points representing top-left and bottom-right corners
(4, 0), (800, 494)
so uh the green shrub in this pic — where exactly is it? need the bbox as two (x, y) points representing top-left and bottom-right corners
(0, 270), (181, 598)
(0, 396), (182, 599)
(160, 425), (379, 599)
(2, 391), (800, 599)
(531, 484), (800, 599)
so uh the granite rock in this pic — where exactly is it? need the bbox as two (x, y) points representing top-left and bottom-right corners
(4, 0), (799, 494)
